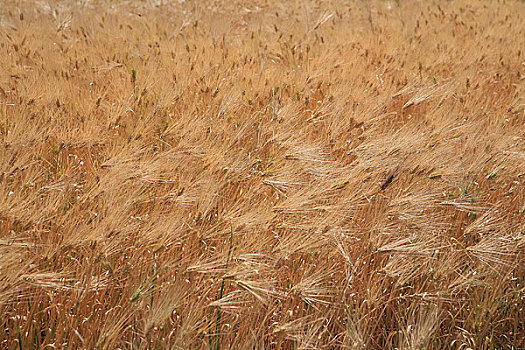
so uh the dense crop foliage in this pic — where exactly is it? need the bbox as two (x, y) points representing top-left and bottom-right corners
(1, 0), (524, 348)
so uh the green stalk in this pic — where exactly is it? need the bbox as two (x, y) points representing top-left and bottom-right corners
(215, 226), (234, 350)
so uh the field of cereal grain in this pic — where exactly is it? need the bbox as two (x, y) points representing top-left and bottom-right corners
(1, 0), (524, 348)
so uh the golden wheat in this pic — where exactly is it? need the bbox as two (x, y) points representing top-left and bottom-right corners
(0, 0), (524, 348)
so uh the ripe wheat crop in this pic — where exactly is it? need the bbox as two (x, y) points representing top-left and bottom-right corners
(0, 0), (524, 348)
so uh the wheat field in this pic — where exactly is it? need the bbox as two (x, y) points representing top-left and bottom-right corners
(0, 0), (524, 348)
